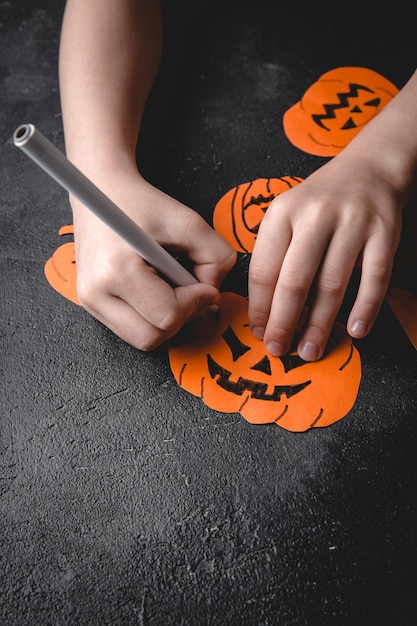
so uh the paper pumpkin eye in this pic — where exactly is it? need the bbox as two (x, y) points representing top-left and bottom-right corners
(283, 66), (399, 157)
(44, 225), (80, 305)
(212, 177), (303, 253)
(169, 292), (362, 432)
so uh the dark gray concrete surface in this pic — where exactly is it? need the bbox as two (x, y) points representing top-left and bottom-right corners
(1, 1), (417, 624)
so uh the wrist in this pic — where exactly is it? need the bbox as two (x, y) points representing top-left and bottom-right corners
(67, 156), (146, 222)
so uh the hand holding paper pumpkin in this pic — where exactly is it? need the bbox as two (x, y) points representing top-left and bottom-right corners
(248, 68), (417, 363)
(248, 147), (404, 362)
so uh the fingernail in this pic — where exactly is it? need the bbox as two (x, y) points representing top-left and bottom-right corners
(299, 341), (320, 361)
(350, 320), (367, 337)
(252, 326), (265, 340)
(266, 341), (286, 356)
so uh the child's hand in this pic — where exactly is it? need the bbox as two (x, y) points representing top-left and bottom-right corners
(248, 149), (404, 361)
(249, 69), (417, 361)
(71, 171), (237, 350)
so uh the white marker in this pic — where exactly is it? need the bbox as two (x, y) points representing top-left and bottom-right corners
(13, 124), (198, 287)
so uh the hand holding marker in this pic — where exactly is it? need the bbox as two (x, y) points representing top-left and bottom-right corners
(13, 124), (198, 287)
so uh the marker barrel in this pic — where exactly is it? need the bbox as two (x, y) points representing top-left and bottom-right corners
(13, 124), (198, 287)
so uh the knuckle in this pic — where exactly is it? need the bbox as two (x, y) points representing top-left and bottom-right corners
(135, 333), (163, 352)
(223, 248), (238, 271)
(317, 275), (344, 299)
(361, 300), (381, 317)
(370, 262), (391, 283)
(76, 262), (118, 309)
(154, 308), (182, 333)
(305, 321), (331, 340)
(249, 264), (273, 288)
(279, 273), (309, 298)
(75, 277), (98, 310)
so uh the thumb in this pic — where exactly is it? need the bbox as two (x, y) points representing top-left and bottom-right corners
(174, 281), (221, 322)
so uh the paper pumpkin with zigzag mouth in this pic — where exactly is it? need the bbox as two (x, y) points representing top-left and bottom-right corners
(283, 66), (399, 157)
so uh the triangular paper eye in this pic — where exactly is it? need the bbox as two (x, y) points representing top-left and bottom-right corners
(283, 67), (399, 157)
(212, 176), (303, 253)
(168, 292), (362, 432)
(44, 225), (80, 305)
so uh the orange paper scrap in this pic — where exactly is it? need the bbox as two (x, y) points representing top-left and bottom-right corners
(386, 286), (417, 350)
(44, 225), (80, 305)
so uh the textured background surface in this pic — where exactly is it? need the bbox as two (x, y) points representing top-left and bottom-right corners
(1, 1), (417, 624)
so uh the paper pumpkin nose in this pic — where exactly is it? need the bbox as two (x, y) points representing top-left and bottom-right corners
(213, 176), (303, 253)
(283, 66), (399, 157)
(169, 292), (362, 432)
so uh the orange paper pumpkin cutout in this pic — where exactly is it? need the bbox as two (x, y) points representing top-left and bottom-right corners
(169, 292), (361, 432)
(213, 176), (303, 253)
(386, 286), (417, 350)
(44, 225), (80, 305)
(283, 67), (399, 157)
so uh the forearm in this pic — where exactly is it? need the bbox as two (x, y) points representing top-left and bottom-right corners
(341, 69), (417, 204)
(59, 0), (164, 178)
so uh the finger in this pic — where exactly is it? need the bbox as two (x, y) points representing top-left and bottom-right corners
(78, 255), (220, 350)
(86, 283), (220, 351)
(87, 292), (173, 351)
(248, 215), (292, 339)
(347, 234), (395, 339)
(295, 231), (362, 361)
(251, 219), (332, 356)
(177, 214), (237, 287)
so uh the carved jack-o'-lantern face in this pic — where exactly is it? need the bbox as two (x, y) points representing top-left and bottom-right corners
(283, 66), (399, 157)
(44, 225), (80, 305)
(169, 292), (362, 432)
(213, 176), (303, 253)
